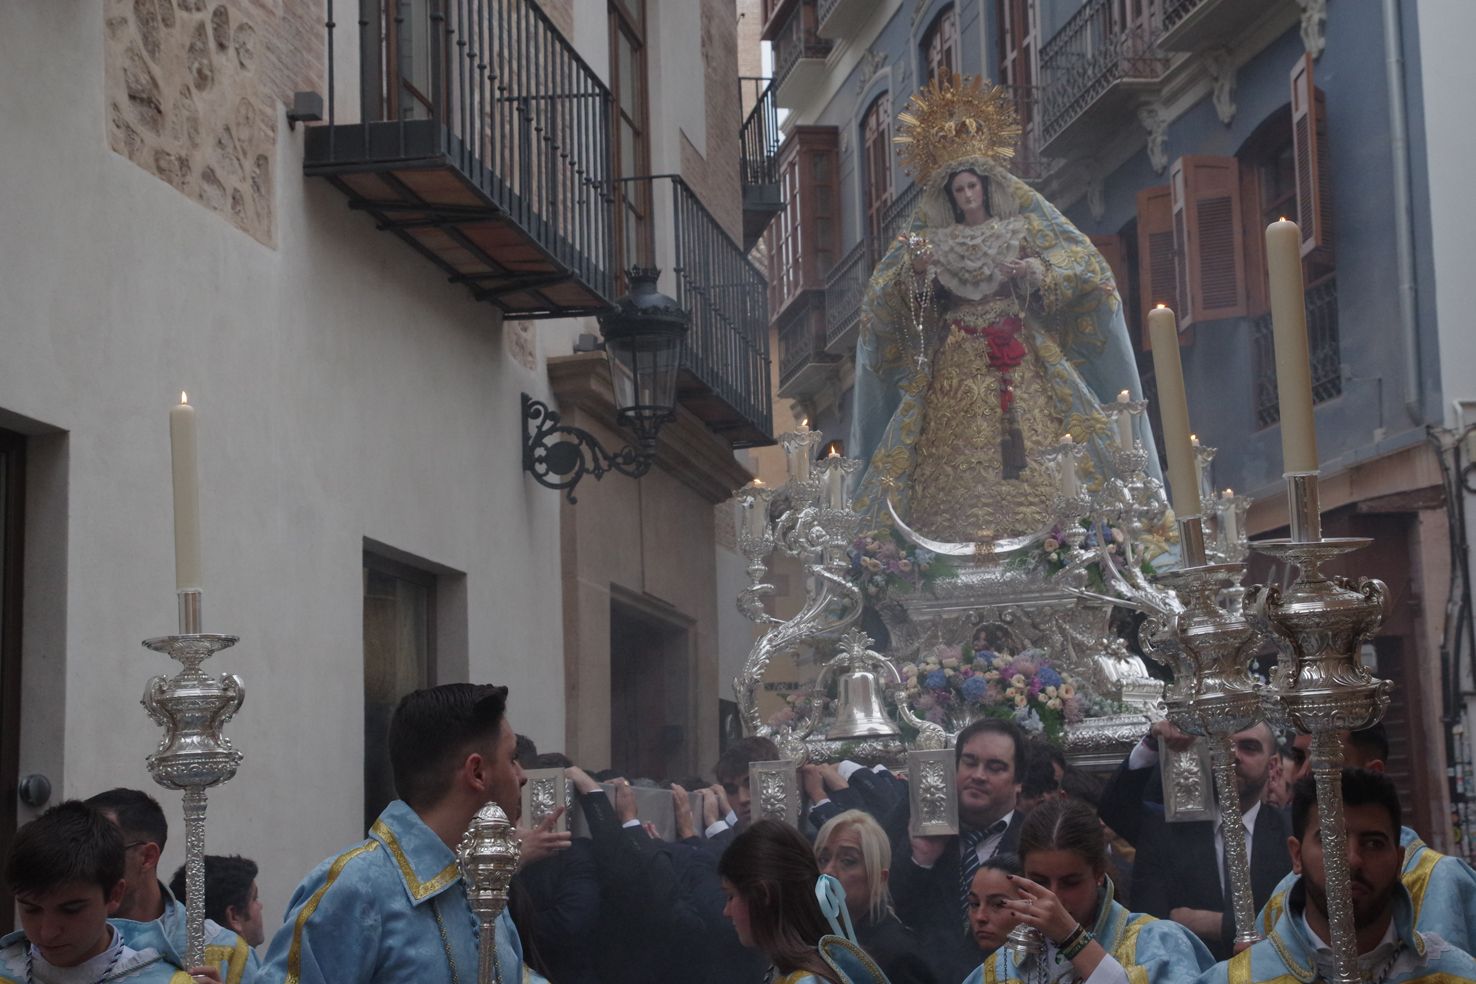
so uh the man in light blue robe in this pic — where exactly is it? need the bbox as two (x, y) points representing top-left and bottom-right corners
(257, 684), (540, 984)
(1200, 769), (1476, 984)
(86, 788), (258, 984)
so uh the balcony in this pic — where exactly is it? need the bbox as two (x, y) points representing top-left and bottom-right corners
(816, 0), (872, 41)
(1253, 278), (1342, 429)
(776, 292), (837, 400)
(1002, 85), (1060, 185)
(740, 77), (783, 252)
(1038, 0), (1167, 158)
(618, 175), (773, 447)
(823, 236), (871, 355)
(303, 0), (613, 318)
(1159, 0), (1288, 52)
(767, 0), (833, 110)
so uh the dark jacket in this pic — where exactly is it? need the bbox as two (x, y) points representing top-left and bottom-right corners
(1129, 798), (1293, 960)
(512, 839), (602, 982)
(855, 913), (938, 984)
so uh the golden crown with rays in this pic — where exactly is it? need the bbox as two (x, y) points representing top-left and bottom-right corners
(894, 72), (1021, 188)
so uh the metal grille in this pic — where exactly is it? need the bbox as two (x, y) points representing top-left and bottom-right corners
(1252, 278), (1342, 429)
(1038, 0), (1167, 143)
(740, 77), (780, 188)
(824, 236), (871, 350)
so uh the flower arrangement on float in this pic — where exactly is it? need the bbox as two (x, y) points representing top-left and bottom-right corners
(848, 528), (956, 599)
(899, 643), (1083, 744)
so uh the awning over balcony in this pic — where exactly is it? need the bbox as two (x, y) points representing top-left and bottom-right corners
(303, 0), (615, 319)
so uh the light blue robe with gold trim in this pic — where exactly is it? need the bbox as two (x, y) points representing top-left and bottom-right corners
(111, 882), (259, 984)
(0, 931), (192, 984)
(1256, 827), (1476, 955)
(1200, 879), (1476, 984)
(256, 801), (535, 984)
(963, 886), (1213, 984)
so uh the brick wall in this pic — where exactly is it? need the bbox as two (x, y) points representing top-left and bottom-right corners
(678, 0), (743, 246)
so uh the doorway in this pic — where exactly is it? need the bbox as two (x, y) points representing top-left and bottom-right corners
(609, 592), (693, 782)
(0, 429), (25, 931)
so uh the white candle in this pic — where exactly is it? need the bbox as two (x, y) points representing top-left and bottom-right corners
(744, 480), (768, 539)
(1266, 218), (1319, 473)
(1147, 305), (1202, 519)
(1115, 390), (1135, 451)
(786, 420), (812, 484)
(1221, 490), (1240, 544)
(823, 450), (845, 510)
(1058, 434), (1079, 498)
(169, 392), (202, 591)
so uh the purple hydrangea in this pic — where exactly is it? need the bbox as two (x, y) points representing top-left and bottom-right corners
(1037, 666), (1063, 688)
(962, 676), (989, 702)
(925, 670), (948, 690)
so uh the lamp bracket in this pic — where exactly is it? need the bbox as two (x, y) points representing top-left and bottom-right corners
(522, 394), (652, 504)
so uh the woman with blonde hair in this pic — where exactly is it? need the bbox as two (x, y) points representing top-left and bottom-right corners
(814, 810), (936, 984)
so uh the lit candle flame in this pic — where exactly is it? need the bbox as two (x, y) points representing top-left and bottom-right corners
(1061, 433), (1073, 444)
(1155, 303), (1168, 310)
(1224, 488), (1234, 497)
(180, 391), (189, 405)
(1190, 433), (1200, 447)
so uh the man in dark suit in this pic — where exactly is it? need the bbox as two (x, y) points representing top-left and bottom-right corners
(1102, 720), (1291, 960)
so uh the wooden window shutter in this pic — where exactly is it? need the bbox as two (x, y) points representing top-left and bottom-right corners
(1135, 185), (1175, 349)
(1291, 53), (1334, 266)
(1170, 155), (1247, 326)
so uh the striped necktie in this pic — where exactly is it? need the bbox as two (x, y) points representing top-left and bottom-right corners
(959, 817), (1010, 913)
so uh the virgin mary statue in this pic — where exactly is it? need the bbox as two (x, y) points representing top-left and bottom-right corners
(849, 75), (1161, 544)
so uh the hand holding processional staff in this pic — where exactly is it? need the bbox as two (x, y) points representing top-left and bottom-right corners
(144, 391), (246, 969)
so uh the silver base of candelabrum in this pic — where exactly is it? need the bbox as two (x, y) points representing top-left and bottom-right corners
(457, 803), (521, 984)
(1153, 515), (1265, 949)
(141, 589), (244, 968)
(1253, 473), (1392, 984)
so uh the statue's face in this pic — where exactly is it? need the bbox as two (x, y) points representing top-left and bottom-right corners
(949, 171), (987, 222)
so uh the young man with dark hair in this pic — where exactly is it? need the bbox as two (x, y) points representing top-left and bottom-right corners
(168, 857), (263, 948)
(1198, 769), (1476, 983)
(1, 801), (219, 984)
(84, 789), (258, 984)
(258, 683), (543, 984)
(1258, 723), (1476, 952)
(710, 735), (781, 832)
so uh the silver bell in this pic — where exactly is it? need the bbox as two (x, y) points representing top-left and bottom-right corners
(826, 668), (901, 740)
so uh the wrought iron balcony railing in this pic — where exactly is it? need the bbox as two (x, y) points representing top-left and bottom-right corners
(1001, 84), (1058, 183)
(617, 175), (773, 447)
(824, 236), (871, 353)
(1253, 277), (1342, 429)
(878, 183), (922, 254)
(740, 77), (781, 189)
(1038, 0), (1167, 146)
(772, 0), (833, 95)
(305, 0), (614, 316)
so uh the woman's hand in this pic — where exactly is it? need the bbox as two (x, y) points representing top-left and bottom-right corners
(1001, 873), (1079, 944)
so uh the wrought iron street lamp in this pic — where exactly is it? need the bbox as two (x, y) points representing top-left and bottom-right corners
(522, 267), (689, 503)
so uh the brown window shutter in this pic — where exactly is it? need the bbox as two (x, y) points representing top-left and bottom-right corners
(1170, 155), (1247, 326)
(1240, 160), (1268, 316)
(1135, 185), (1175, 349)
(1089, 233), (1132, 337)
(1291, 53), (1334, 266)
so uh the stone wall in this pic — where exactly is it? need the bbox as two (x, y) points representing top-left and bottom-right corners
(103, 1), (323, 247)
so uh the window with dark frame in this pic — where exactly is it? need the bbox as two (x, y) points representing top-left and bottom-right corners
(610, 0), (651, 282)
(363, 551), (437, 830)
(766, 128), (839, 316)
(862, 92), (894, 248)
(922, 5), (960, 85)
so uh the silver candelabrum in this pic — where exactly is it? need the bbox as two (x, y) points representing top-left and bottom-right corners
(733, 428), (866, 749)
(1252, 472), (1391, 984)
(1146, 514), (1265, 950)
(141, 589), (244, 968)
(457, 802), (522, 984)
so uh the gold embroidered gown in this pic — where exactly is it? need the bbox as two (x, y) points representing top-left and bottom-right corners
(849, 172), (1158, 544)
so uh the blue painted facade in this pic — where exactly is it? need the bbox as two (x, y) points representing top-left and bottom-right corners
(792, 0), (1446, 506)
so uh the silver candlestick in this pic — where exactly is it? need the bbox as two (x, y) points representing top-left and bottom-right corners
(141, 588), (244, 968)
(457, 802), (522, 984)
(1154, 515), (1265, 950)
(1253, 472), (1391, 984)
